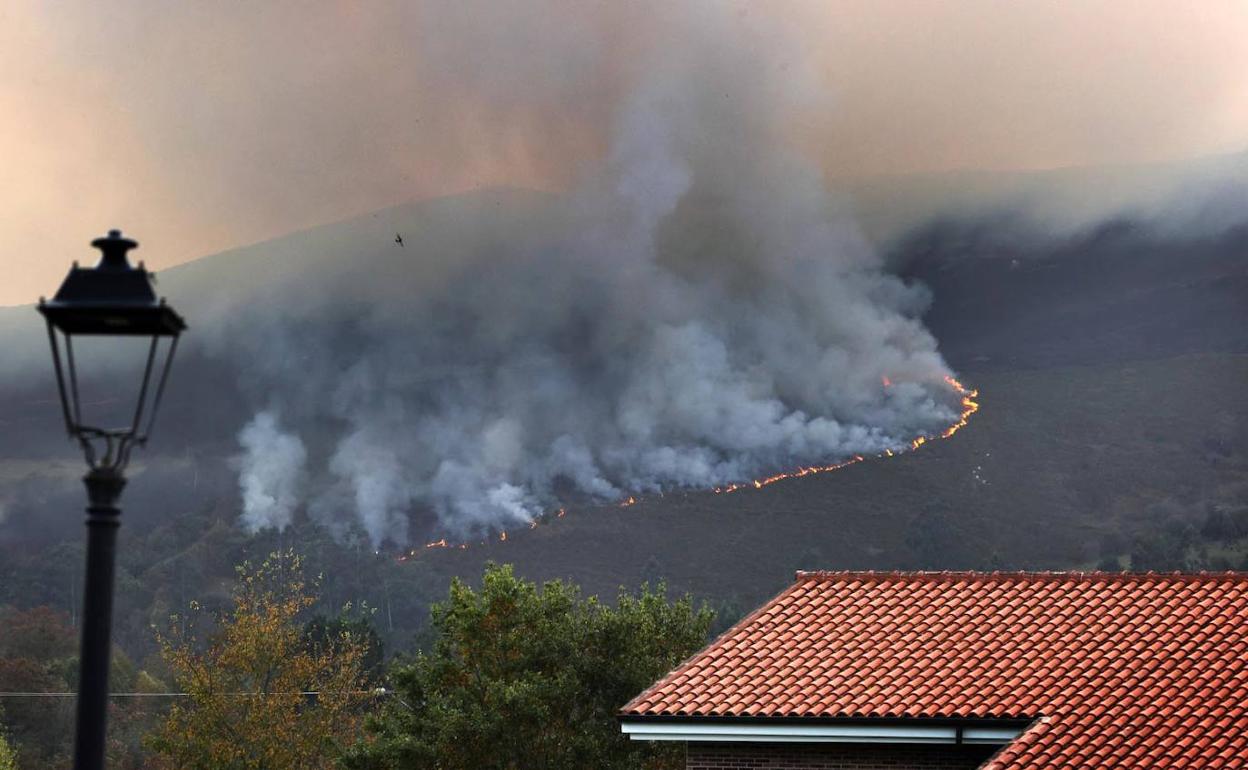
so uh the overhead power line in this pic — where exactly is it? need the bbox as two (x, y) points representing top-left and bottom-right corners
(0, 689), (391, 698)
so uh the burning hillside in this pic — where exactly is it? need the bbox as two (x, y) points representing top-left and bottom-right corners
(215, 5), (970, 548)
(408, 375), (979, 555)
(713, 375), (979, 495)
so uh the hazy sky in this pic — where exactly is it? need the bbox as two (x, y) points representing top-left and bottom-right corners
(2, 1), (1246, 306)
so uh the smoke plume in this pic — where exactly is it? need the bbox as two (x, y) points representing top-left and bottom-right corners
(214, 3), (961, 546)
(4, 3), (1246, 553)
(235, 411), (307, 534)
(6, 1), (1246, 307)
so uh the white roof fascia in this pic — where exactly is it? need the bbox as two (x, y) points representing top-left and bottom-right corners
(620, 720), (1023, 745)
(962, 726), (1025, 744)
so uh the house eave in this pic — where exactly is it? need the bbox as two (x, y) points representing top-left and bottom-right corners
(618, 715), (1030, 745)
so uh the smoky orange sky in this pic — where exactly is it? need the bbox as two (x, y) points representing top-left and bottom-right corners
(2, 1), (1246, 306)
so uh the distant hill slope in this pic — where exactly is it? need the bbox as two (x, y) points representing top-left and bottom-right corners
(2, 179), (1247, 661)
(158, 187), (556, 306)
(5, 350), (1245, 662)
(903, 218), (1248, 370)
(0, 188), (558, 455)
(409, 352), (1248, 608)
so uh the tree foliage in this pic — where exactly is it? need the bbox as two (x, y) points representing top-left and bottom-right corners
(0, 606), (79, 768)
(343, 563), (713, 770)
(303, 614), (385, 685)
(146, 551), (371, 769)
(0, 728), (17, 770)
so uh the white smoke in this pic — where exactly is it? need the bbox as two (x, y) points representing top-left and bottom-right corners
(235, 411), (307, 533)
(225, 3), (962, 547)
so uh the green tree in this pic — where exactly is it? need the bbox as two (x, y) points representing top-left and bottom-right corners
(0, 728), (17, 770)
(146, 551), (371, 769)
(1131, 518), (1208, 571)
(0, 700), (14, 770)
(0, 606), (79, 767)
(343, 563), (713, 770)
(303, 614), (385, 685)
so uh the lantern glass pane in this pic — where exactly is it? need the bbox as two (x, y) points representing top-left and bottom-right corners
(57, 333), (169, 438)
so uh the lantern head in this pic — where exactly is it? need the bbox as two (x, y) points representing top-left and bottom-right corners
(38, 230), (186, 471)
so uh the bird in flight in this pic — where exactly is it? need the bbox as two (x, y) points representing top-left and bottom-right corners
(395, 233), (404, 247)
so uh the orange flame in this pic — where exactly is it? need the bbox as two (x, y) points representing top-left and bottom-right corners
(713, 375), (978, 495)
(938, 375), (980, 440)
(402, 375), (979, 562)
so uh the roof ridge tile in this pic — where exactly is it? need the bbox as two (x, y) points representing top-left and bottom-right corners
(793, 570), (1248, 584)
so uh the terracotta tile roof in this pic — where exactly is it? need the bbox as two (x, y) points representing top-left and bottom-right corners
(622, 571), (1248, 769)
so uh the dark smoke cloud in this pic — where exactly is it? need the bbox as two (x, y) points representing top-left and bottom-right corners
(6, 1), (1246, 306)
(7, 2), (1245, 548)
(206, 3), (961, 545)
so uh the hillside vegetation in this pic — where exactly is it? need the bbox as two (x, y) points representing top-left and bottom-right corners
(410, 352), (1248, 607)
(4, 352), (1246, 667)
(2, 191), (1246, 664)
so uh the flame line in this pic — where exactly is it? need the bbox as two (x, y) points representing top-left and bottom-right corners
(398, 377), (979, 561)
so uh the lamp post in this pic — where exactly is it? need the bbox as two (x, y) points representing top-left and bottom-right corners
(37, 230), (185, 770)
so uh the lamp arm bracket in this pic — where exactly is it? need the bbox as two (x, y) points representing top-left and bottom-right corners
(73, 426), (141, 473)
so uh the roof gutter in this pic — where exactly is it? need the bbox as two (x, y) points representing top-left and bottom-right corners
(619, 717), (1027, 745)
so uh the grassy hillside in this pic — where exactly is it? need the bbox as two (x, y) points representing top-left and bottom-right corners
(408, 353), (1248, 609)
(5, 352), (1246, 662)
(903, 219), (1248, 371)
(2, 188), (1246, 663)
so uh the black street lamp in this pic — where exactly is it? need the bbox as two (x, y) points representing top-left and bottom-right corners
(37, 230), (185, 770)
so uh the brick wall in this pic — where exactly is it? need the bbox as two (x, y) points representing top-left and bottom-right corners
(686, 742), (999, 770)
